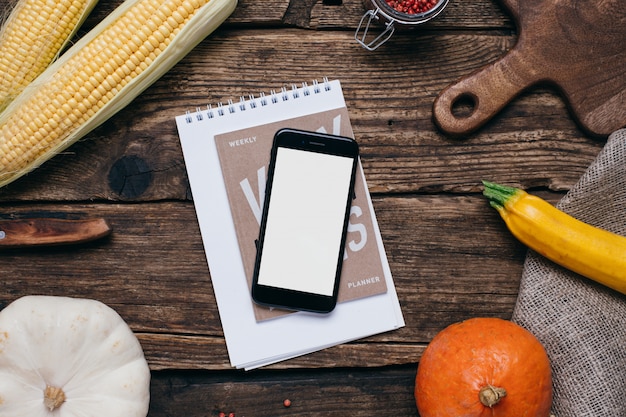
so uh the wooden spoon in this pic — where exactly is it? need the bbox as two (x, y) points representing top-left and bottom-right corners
(0, 218), (111, 248)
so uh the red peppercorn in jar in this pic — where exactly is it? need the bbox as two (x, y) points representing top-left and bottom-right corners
(386, 0), (439, 14)
(355, 0), (448, 50)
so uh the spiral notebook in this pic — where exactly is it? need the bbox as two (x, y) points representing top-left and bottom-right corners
(175, 79), (404, 369)
(214, 98), (388, 321)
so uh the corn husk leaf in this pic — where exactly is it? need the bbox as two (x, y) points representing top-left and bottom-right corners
(0, 0), (237, 188)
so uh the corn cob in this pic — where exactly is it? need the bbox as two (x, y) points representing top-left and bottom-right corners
(0, 0), (237, 188)
(0, 0), (99, 112)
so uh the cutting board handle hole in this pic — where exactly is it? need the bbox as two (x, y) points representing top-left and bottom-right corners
(451, 93), (477, 119)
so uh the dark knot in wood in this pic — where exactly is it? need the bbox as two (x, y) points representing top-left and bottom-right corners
(108, 155), (153, 199)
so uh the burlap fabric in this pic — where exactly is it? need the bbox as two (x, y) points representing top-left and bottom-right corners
(512, 128), (626, 416)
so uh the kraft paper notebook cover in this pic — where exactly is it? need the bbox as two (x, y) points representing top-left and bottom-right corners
(214, 110), (387, 321)
(175, 79), (404, 369)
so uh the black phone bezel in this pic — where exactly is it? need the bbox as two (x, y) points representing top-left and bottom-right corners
(251, 128), (359, 314)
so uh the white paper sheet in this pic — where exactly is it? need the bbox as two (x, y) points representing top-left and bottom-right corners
(175, 79), (404, 369)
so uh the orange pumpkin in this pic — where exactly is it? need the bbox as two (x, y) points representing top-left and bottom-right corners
(415, 317), (552, 417)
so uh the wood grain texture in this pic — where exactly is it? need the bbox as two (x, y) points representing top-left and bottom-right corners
(0, 194), (538, 370)
(149, 365), (420, 416)
(0, 0), (612, 414)
(433, 0), (626, 137)
(0, 31), (602, 201)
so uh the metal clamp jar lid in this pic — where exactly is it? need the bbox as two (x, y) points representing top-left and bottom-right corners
(355, 0), (449, 51)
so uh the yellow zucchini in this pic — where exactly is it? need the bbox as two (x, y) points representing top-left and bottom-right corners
(483, 180), (626, 295)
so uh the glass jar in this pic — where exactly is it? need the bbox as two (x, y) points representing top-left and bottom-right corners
(355, 0), (449, 51)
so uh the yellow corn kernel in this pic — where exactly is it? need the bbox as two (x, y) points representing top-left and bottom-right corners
(0, 0), (99, 112)
(0, 0), (237, 188)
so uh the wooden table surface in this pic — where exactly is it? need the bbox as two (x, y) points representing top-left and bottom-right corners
(0, 0), (609, 415)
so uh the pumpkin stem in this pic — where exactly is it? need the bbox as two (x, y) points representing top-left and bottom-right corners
(479, 385), (507, 408)
(44, 385), (66, 411)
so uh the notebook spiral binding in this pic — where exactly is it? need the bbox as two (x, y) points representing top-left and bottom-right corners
(184, 77), (332, 124)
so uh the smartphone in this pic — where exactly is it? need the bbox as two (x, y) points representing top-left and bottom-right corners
(251, 128), (359, 313)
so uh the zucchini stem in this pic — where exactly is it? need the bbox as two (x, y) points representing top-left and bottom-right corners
(482, 180), (520, 210)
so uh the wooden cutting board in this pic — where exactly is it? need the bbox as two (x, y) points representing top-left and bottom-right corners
(433, 0), (626, 137)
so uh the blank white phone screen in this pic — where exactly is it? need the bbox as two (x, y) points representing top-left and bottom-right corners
(257, 147), (354, 296)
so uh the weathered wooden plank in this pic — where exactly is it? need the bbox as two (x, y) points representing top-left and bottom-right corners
(0, 29), (601, 202)
(0, 0), (513, 34)
(148, 364), (420, 416)
(139, 333), (427, 370)
(0, 192), (538, 369)
(0, 0), (592, 413)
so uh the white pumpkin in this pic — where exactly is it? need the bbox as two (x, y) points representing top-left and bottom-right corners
(0, 295), (151, 417)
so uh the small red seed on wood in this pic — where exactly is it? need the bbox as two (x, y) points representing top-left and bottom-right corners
(283, 399), (292, 407)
